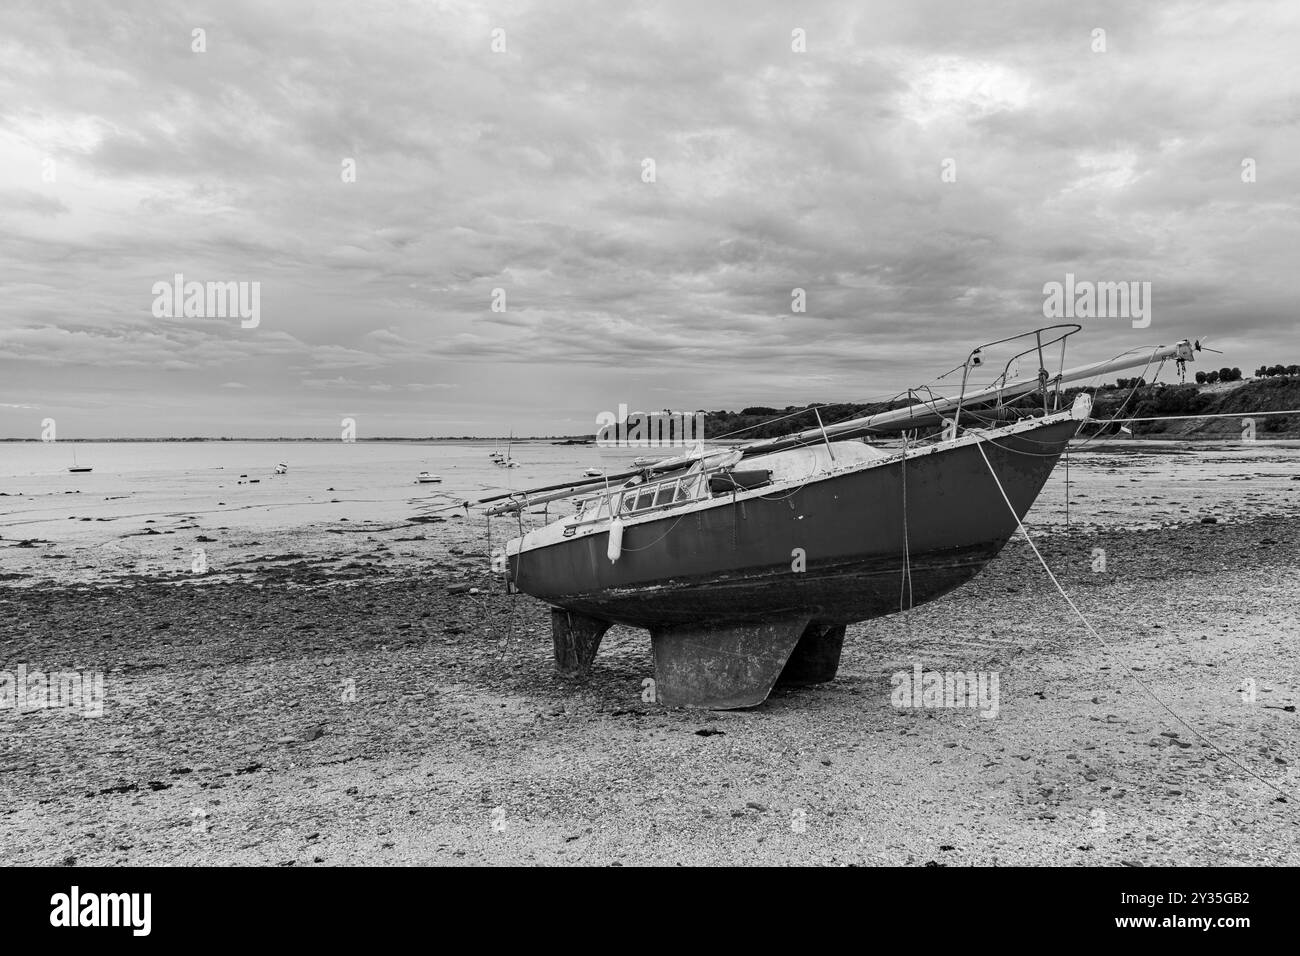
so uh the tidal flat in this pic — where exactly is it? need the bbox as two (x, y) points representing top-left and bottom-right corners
(1, 442), (1297, 865)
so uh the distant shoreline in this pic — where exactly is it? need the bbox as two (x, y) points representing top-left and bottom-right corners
(4, 378), (1298, 442)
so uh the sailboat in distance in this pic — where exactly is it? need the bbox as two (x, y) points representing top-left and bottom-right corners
(494, 430), (520, 468)
(68, 447), (92, 473)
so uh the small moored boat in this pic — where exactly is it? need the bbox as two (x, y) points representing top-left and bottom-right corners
(494, 431), (520, 468)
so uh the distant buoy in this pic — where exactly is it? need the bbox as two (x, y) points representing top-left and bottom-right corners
(607, 518), (624, 563)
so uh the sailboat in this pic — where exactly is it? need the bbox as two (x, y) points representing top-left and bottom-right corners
(474, 327), (1201, 709)
(68, 448), (92, 473)
(494, 431), (520, 468)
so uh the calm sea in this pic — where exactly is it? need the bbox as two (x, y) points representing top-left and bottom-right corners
(1, 438), (1297, 540)
(0, 441), (648, 497)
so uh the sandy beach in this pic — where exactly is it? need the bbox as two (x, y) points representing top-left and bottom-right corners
(2, 441), (1298, 866)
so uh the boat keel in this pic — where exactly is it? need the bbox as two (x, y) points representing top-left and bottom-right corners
(775, 621), (846, 687)
(649, 615), (812, 709)
(550, 608), (612, 677)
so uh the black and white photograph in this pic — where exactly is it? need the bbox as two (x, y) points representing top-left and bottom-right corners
(1, 0), (1296, 920)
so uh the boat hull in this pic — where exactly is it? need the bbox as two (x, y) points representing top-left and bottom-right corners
(508, 417), (1077, 629)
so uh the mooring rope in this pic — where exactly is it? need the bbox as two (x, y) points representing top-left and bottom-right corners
(481, 513), (506, 649)
(1063, 444), (1070, 527)
(506, 509), (527, 648)
(974, 439), (1294, 802)
(899, 433), (914, 613)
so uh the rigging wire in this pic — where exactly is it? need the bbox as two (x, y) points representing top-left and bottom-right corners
(974, 440), (1294, 803)
(1115, 409), (1300, 423)
(899, 433), (914, 614)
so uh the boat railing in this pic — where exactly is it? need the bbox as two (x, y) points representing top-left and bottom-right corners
(571, 470), (708, 526)
(954, 323), (1081, 431)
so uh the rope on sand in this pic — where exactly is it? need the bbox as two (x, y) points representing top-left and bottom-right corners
(974, 439), (1295, 804)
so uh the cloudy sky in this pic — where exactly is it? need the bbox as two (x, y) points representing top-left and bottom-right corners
(2, 0), (1297, 438)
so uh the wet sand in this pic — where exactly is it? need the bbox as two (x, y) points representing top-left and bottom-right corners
(2, 496), (1298, 865)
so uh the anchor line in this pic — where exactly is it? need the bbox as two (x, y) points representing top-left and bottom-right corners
(481, 511), (524, 652)
(974, 439), (1295, 803)
(899, 433), (914, 614)
(732, 487), (738, 551)
(1064, 445), (1070, 528)
(483, 513), (504, 647)
(498, 508), (527, 652)
(514, 507), (525, 590)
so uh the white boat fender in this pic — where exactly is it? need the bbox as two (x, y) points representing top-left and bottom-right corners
(607, 518), (624, 563)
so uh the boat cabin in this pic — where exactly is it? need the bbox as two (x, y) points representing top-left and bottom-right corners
(571, 440), (888, 525)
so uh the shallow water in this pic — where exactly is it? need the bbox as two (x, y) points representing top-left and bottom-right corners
(0, 440), (646, 533)
(1031, 439), (1300, 530)
(0, 441), (652, 584)
(1, 438), (1297, 585)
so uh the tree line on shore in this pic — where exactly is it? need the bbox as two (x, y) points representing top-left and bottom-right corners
(1194, 367), (1242, 384)
(1253, 364), (1300, 378)
(697, 366), (1300, 440)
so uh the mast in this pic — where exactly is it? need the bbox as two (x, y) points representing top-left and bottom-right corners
(467, 333), (1197, 514)
(739, 339), (1195, 459)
